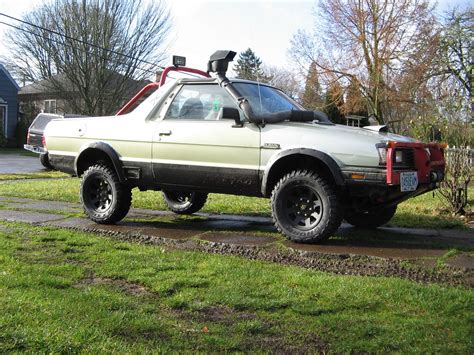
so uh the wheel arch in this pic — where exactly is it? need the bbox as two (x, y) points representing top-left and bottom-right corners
(75, 141), (126, 182)
(261, 148), (344, 197)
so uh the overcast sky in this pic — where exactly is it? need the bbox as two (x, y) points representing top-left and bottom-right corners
(0, 0), (471, 77)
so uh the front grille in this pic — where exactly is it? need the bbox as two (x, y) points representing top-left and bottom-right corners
(393, 148), (415, 169)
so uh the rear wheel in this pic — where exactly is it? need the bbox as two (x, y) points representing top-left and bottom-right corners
(344, 206), (397, 228)
(162, 190), (208, 214)
(271, 170), (342, 243)
(80, 164), (132, 224)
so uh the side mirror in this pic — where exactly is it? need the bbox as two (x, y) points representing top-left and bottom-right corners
(218, 107), (243, 127)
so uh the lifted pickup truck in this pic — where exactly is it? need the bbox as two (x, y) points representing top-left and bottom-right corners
(43, 50), (446, 243)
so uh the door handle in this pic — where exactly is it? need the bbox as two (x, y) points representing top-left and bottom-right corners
(158, 130), (172, 136)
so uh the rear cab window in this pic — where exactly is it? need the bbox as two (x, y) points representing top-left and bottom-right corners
(165, 84), (244, 121)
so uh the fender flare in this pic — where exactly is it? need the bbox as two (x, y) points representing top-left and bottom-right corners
(261, 148), (345, 196)
(75, 141), (126, 182)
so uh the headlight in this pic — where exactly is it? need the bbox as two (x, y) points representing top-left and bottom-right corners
(377, 146), (387, 165)
(395, 150), (403, 163)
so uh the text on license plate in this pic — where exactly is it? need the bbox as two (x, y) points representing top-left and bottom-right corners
(400, 171), (418, 192)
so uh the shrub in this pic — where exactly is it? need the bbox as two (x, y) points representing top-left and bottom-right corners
(439, 147), (472, 215)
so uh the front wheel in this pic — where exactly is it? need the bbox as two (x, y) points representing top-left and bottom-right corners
(80, 164), (132, 224)
(162, 190), (208, 214)
(271, 170), (342, 243)
(344, 206), (397, 228)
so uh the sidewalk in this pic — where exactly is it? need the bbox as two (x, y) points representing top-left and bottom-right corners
(0, 196), (472, 260)
(1, 196), (473, 286)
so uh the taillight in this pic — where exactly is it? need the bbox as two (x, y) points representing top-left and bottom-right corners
(42, 135), (47, 149)
(26, 132), (30, 145)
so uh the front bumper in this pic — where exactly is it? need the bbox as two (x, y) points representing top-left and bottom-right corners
(342, 141), (446, 209)
(386, 141), (445, 185)
(343, 141), (446, 186)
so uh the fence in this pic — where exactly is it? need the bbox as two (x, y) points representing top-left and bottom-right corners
(445, 148), (474, 166)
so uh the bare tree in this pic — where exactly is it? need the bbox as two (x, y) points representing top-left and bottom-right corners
(5, 0), (171, 115)
(264, 65), (303, 100)
(290, 0), (439, 125)
(436, 7), (473, 107)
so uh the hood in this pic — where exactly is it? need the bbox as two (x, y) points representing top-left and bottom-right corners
(328, 123), (416, 143)
(262, 121), (417, 168)
(363, 125), (388, 133)
(289, 122), (417, 144)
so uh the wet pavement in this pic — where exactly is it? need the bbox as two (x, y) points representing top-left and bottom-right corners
(0, 153), (44, 174)
(0, 196), (473, 286)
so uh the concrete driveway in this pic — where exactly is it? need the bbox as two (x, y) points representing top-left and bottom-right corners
(0, 153), (44, 174)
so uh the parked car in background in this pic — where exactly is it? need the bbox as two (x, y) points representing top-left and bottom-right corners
(24, 113), (87, 169)
(24, 113), (61, 169)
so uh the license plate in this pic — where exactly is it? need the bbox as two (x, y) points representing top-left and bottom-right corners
(400, 172), (418, 192)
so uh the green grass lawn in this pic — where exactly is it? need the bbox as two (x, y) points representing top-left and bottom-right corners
(0, 221), (472, 352)
(0, 177), (470, 229)
(0, 171), (69, 181)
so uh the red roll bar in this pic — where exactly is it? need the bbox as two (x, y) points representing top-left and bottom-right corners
(159, 66), (210, 87)
(115, 82), (160, 116)
(116, 66), (210, 116)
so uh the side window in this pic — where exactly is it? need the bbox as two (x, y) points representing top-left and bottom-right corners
(165, 84), (241, 120)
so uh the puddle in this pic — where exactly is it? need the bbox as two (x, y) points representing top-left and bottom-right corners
(285, 241), (446, 259)
(200, 233), (277, 246)
(446, 254), (474, 270)
(0, 210), (66, 223)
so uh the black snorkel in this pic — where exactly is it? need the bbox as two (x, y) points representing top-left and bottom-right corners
(207, 50), (332, 125)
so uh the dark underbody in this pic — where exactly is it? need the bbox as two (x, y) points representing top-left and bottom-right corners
(49, 153), (436, 212)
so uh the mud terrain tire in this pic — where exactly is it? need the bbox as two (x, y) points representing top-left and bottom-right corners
(80, 164), (132, 224)
(344, 206), (397, 228)
(162, 191), (208, 214)
(271, 170), (342, 243)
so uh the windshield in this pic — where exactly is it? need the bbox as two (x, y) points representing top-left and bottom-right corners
(130, 79), (176, 117)
(233, 83), (303, 115)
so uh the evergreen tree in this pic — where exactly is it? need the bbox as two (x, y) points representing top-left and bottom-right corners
(302, 62), (322, 110)
(233, 48), (267, 81)
(345, 77), (369, 126)
(323, 82), (345, 124)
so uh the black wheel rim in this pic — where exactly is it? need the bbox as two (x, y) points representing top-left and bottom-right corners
(84, 176), (113, 213)
(282, 185), (323, 231)
(170, 191), (193, 204)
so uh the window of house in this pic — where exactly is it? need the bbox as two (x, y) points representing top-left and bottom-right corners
(44, 100), (57, 114)
(0, 105), (7, 138)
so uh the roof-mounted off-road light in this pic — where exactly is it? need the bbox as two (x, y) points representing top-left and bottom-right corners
(207, 50), (236, 74)
(172, 55), (186, 67)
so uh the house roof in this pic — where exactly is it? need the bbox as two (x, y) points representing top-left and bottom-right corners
(19, 75), (67, 95)
(0, 63), (20, 90)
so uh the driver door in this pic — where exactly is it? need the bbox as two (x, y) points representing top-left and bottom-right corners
(152, 83), (261, 195)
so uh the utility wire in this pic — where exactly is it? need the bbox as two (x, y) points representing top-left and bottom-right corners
(0, 14), (205, 80)
(0, 20), (189, 82)
(0, 20), (162, 77)
(0, 12), (165, 69)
